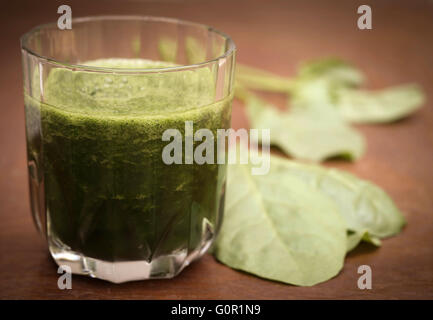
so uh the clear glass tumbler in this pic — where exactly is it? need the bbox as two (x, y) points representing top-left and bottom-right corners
(21, 16), (236, 283)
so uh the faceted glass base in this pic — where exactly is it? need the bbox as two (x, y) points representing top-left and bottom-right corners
(48, 233), (213, 283)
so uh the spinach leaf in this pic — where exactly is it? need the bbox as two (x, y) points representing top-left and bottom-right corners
(214, 150), (347, 286)
(347, 230), (381, 252)
(296, 58), (365, 89)
(236, 58), (424, 125)
(270, 156), (406, 239)
(335, 84), (425, 123)
(246, 95), (365, 162)
(214, 148), (405, 285)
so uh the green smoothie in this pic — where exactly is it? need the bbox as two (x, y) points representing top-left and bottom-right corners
(25, 59), (232, 262)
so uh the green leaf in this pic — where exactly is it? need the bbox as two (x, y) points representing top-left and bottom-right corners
(246, 95), (365, 162)
(293, 60), (424, 124)
(214, 149), (405, 285)
(335, 84), (425, 123)
(290, 58), (364, 110)
(347, 230), (381, 252)
(290, 77), (337, 109)
(269, 156), (406, 240)
(214, 151), (347, 286)
(297, 58), (365, 89)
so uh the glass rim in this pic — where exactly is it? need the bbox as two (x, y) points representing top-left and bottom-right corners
(20, 15), (236, 74)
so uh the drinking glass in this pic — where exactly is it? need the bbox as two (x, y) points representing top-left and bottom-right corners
(21, 16), (236, 283)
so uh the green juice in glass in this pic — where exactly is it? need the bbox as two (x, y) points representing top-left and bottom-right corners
(25, 59), (231, 268)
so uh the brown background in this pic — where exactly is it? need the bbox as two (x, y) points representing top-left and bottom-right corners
(0, 0), (432, 299)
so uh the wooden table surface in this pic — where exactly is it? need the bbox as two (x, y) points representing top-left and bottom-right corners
(1, 0), (432, 300)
